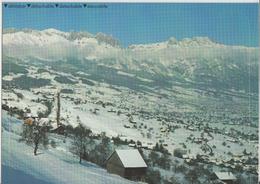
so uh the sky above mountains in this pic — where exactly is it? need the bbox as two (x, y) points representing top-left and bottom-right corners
(3, 3), (259, 47)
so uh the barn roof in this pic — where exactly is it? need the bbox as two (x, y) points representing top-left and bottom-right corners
(214, 172), (236, 180)
(115, 149), (147, 168)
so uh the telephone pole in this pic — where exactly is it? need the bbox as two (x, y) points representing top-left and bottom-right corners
(56, 91), (60, 127)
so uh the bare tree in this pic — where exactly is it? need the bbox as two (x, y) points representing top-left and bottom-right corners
(33, 122), (49, 155)
(71, 123), (91, 164)
(21, 118), (49, 155)
(186, 168), (199, 184)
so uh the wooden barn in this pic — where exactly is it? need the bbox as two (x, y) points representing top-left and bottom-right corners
(106, 149), (147, 181)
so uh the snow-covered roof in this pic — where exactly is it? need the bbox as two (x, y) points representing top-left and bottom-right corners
(115, 149), (147, 168)
(214, 172), (236, 180)
(24, 113), (38, 118)
(24, 113), (32, 118)
(38, 118), (49, 126)
(50, 123), (59, 130)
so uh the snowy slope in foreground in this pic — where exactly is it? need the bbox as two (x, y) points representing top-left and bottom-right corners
(2, 113), (135, 184)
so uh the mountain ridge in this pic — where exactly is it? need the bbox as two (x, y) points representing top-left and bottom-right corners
(3, 28), (259, 93)
(4, 28), (255, 48)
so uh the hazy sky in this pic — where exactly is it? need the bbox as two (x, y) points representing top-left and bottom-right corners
(3, 3), (259, 47)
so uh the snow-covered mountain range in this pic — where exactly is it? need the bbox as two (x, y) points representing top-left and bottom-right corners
(3, 28), (258, 93)
(4, 28), (257, 62)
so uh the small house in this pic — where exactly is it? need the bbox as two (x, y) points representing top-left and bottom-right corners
(38, 118), (50, 126)
(24, 117), (34, 126)
(23, 113), (38, 120)
(214, 172), (237, 184)
(51, 124), (66, 135)
(23, 113), (32, 119)
(106, 149), (147, 181)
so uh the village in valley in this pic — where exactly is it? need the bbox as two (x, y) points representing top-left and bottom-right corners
(2, 29), (259, 184)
